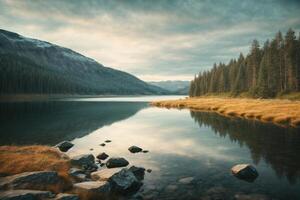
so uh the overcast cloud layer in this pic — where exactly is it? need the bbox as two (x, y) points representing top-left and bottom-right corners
(1, 0), (300, 81)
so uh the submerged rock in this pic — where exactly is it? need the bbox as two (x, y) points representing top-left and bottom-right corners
(100, 143), (106, 147)
(108, 169), (142, 194)
(96, 152), (109, 160)
(128, 166), (145, 181)
(231, 164), (259, 182)
(55, 141), (74, 152)
(106, 157), (129, 168)
(0, 171), (61, 191)
(55, 193), (80, 200)
(105, 140), (112, 143)
(70, 154), (96, 169)
(234, 194), (270, 200)
(91, 168), (122, 181)
(128, 146), (143, 153)
(0, 189), (53, 200)
(73, 181), (111, 198)
(178, 177), (194, 184)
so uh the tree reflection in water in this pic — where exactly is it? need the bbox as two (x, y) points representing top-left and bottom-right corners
(190, 111), (300, 184)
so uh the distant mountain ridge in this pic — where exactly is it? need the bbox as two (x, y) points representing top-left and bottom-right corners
(148, 80), (190, 94)
(0, 29), (168, 95)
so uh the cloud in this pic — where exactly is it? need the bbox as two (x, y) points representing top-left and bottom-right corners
(0, 0), (300, 81)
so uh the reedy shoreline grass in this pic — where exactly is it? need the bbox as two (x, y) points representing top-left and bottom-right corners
(151, 97), (300, 127)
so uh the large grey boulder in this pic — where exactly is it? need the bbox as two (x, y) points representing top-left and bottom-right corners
(0, 189), (53, 200)
(108, 168), (142, 194)
(128, 146), (143, 153)
(73, 181), (110, 198)
(128, 166), (145, 181)
(106, 157), (129, 168)
(55, 193), (79, 200)
(0, 171), (61, 191)
(231, 164), (259, 182)
(70, 154), (97, 171)
(55, 141), (74, 152)
(91, 168), (122, 181)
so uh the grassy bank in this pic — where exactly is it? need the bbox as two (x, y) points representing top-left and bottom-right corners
(0, 145), (70, 177)
(151, 97), (300, 127)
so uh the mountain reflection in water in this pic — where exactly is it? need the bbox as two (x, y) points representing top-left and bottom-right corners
(0, 101), (147, 145)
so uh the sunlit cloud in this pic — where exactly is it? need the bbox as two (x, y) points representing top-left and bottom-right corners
(0, 0), (300, 81)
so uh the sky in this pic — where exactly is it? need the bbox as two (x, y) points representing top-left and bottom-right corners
(0, 0), (300, 81)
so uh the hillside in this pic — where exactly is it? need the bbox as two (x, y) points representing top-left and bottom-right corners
(148, 80), (190, 94)
(0, 29), (167, 95)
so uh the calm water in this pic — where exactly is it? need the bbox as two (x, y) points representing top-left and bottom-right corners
(0, 96), (300, 200)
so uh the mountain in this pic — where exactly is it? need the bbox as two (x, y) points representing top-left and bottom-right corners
(148, 80), (190, 94)
(0, 29), (168, 95)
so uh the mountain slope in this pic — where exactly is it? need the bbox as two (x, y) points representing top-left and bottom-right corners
(0, 29), (167, 95)
(148, 80), (190, 94)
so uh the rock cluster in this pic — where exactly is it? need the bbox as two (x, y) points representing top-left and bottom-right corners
(0, 142), (152, 200)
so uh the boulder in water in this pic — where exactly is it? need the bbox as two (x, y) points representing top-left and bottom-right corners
(70, 154), (96, 169)
(106, 157), (129, 168)
(108, 169), (142, 194)
(55, 141), (74, 152)
(231, 164), (258, 182)
(128, 146), (143, 153)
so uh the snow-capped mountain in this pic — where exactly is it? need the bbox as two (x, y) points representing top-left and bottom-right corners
(0, 29), (167, 95)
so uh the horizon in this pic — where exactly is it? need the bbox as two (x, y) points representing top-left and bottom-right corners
(1, 0), (300, 81)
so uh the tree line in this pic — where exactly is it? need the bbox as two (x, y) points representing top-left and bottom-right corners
(189, 29), (300, 98)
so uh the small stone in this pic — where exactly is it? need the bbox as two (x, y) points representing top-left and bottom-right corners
(178, 177), (194, 184)
(55, 141), (74, 152)
(68, 168), (89, 182)
(90, 148), (93, 151)
(234, 194), (270, 200)
(128, 146), (143, 153)
(165, 184), (178, 191)
(100, 163), (105, 167)
(105, 140), (112, 143)
(55, 193), (80, 200)
(100, 143), (106, 147)
(142, 150), (149, 153)
(106, 157), (129, 168)
(231, 164), (259, 182)
(146, 169), (152, 173)
(96, 152), (109, 160)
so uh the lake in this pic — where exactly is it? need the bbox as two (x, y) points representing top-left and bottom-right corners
(0, 96), (300, 200)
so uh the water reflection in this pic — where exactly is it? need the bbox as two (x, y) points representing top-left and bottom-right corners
(190, 111), (300, 184)
(0, 101), (146, 145)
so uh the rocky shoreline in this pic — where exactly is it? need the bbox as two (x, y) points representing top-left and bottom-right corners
(0, 141), (261, 200)
(0, 141), (152, 200)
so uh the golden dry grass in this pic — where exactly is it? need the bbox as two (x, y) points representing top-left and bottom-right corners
(0, 145), (70, 177)
(0, 145), (73, 193)
(151, 97), (300, 127)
